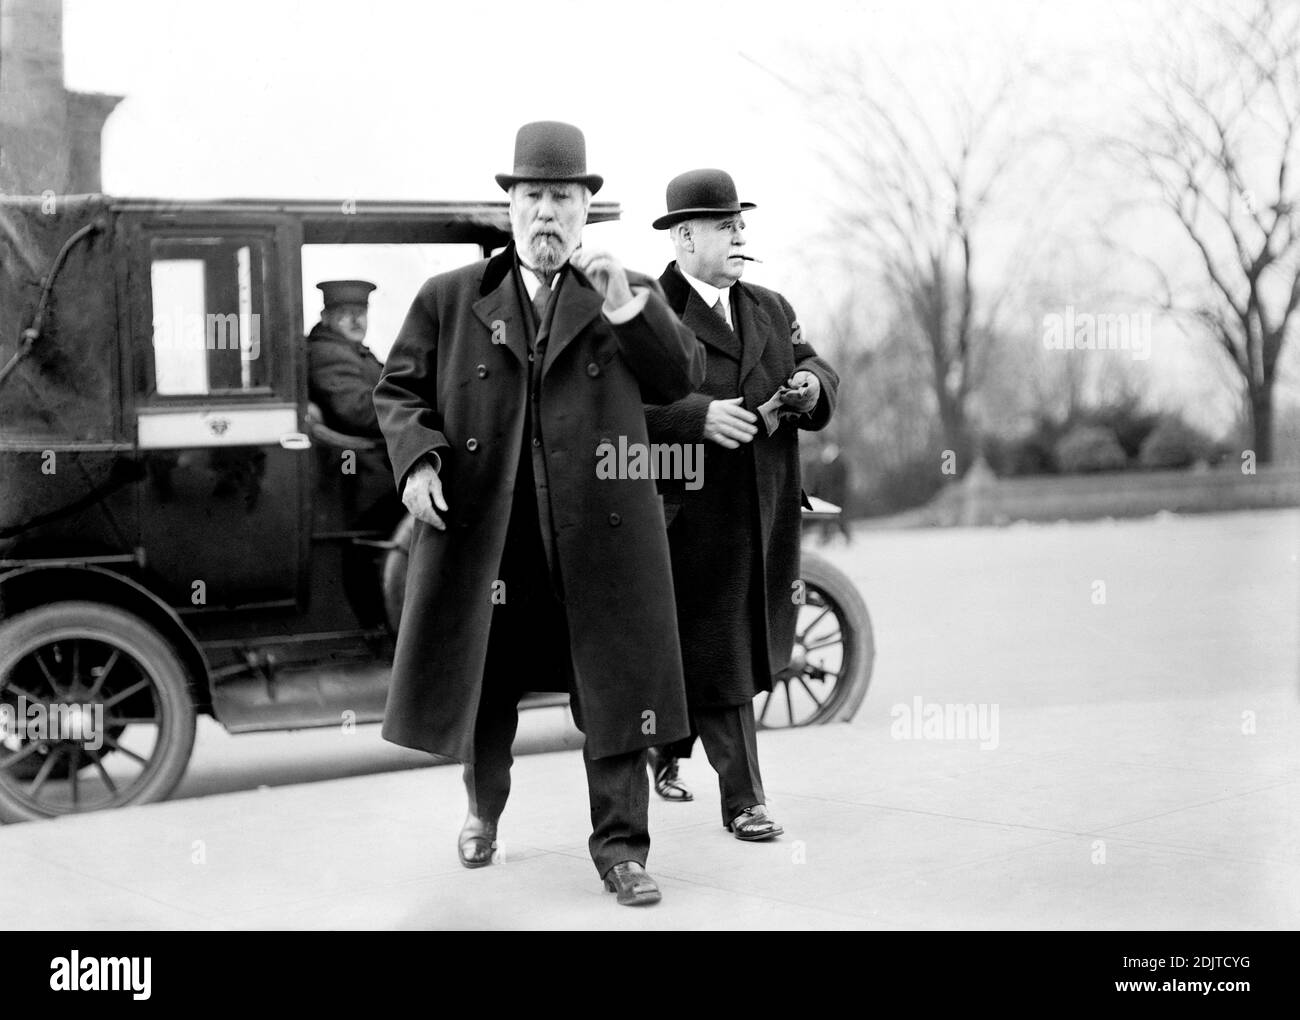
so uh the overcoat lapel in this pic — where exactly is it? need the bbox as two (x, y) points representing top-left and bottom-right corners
(542, 267), (604, 379)
(663, 263), (741, 361)
(733, 282), (773, 385)
(472, 245), (529, 366)
(682, 287), (742, 361)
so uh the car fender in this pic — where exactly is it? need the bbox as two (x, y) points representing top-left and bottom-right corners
(0, 563), (213, 714)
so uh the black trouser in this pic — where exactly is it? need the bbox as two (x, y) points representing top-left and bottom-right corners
(663, 705), (766, 825)
(463, 501), (650, 878)
(463, 627), (651, 878)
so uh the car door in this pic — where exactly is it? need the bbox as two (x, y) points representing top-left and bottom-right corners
(130, 220), (308, 613)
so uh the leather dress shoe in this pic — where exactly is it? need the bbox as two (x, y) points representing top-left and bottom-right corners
(647, 747), (693, 802)
(726, 804), (784, 841)
(602, 861), (662, 906)
(458, 814), (499, 869)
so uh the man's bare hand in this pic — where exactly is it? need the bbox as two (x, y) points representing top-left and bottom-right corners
(781, 370), (821, 413)
(704, 396), (758, 449)
(402, 459), (448, 530)
(570, 247), (633, 309)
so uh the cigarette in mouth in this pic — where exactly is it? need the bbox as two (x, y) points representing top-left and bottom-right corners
(738, 255), (763, 263)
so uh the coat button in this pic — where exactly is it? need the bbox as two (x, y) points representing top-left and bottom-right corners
(476, 364), (489, 378)
(532, 437), (541, 447)
(465, 438), (479, 452)
(586, 362), (600, 377)
(608, 512), (621, 526)
(527, 352), (535, 362)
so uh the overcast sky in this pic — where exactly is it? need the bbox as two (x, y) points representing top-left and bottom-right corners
(59, 0), (1289, 430)
(65, 0), (1145, 282)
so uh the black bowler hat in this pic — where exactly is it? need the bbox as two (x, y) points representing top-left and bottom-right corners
(317, 279), (376, 308)
(495, 121), (604, 195)
(652, 168), (756, 230)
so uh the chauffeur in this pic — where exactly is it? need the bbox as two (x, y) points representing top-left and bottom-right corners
(307, 279), (383, 437)
(373, 122), (704, 906)
(645, 169), (838, 840)
(307, 280), (402, 627)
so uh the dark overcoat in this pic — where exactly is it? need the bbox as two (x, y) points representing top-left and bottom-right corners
(307, 322), (385, 437)
(373, 245), (704, 761)
(644, 263), (838, 707)
(307, 322), (399, 531)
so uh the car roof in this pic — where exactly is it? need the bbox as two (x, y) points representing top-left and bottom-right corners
(0, 194), (622, 245)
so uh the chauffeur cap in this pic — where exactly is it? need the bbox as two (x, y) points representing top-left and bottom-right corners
(317, 280), (376, 308)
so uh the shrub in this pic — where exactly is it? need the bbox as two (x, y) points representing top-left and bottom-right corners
(982, 427), (1060, 476)
(1138, 417), (1216, 469)
(1054, 425), (1128, 473)
(1078, 403), (1161, 459)
(859, 453), (947, 516)
(982, 396), (1160, 478)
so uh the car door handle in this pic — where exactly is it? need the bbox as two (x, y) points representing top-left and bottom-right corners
(279, 432), (311, 450)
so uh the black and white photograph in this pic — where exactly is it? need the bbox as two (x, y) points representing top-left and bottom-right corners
(0, 0), (1295, 958)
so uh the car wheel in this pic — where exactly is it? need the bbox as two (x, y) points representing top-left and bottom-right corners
(755, 548), (875, 729)
(0, 602), (197, 822)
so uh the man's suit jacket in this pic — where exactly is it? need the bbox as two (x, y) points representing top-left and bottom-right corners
(373, 244), (704, 760)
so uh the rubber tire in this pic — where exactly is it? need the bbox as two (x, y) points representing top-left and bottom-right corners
(0, 602), (197, 823)
(791, 548), (875, 724)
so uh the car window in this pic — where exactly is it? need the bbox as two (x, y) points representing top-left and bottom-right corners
(150, 236), (270, 395)
(301, 243), (480, 362)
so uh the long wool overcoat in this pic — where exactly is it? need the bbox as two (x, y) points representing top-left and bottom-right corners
(374, 245), (704, 761)
(644, 263), (838, 707)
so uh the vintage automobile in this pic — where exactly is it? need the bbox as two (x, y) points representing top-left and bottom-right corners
(0, 194), (874, 823)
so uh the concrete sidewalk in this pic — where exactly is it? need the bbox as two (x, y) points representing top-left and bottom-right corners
(5, 510), (1297, 929)
(3, 689), (1296, 930)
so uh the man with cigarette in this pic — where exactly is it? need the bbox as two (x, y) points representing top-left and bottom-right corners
(374, 122), (702, 905)
(644, 169), (838, 839)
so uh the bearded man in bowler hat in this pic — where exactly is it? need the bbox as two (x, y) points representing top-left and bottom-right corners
(644, 169), (838, 840)
(374, 122), (703, 905)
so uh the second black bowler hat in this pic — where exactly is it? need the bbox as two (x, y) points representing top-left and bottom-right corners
(495, 121), (604, 194)
(652, 168), (756, 230)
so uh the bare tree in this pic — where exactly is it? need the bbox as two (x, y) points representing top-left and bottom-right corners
(804, 51), (1062, 475)
(818, 291), (936, 461)
(806, 289), (947, 513)
(1122, 0), (1300, 462)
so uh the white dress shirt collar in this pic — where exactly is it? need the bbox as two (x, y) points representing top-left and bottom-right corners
(518, 257), (559, 301)
(679, 266), (731, 327)
(514, 252), (650, 323)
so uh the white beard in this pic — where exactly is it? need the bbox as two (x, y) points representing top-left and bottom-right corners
(525, 233), (572, 274)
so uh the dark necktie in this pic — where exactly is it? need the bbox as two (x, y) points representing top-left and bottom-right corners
(532, 281), (552, 327)
(712, 296), (728, 325)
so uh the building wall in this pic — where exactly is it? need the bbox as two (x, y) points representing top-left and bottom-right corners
(0, 0), (120, 195)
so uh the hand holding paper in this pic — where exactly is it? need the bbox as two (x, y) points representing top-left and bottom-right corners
(757, 371), (821, 434)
